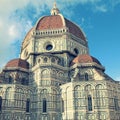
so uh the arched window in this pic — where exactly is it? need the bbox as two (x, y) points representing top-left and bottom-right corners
(88, 95), (92, 111)
(42, 98), (47, 113)
(85, 73), (89, 81)
(8, 76), (12, 84)
(0, 96), (2, 111)
(95, 84), (104, 107)
(26, 98), (30, 112)
(74, 85), (81, 98)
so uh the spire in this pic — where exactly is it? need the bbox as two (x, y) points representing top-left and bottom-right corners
(51, 0), (60, 15)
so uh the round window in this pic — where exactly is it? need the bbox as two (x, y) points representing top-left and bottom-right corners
(46, 44), (53, 51)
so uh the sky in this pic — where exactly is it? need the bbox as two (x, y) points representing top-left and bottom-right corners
(0, 0), (120, 80)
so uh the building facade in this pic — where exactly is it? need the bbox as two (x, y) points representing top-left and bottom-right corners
(0, 2), (120, 120)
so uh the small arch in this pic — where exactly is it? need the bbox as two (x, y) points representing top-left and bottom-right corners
(58, 72), (64, 77)
(85, 84), (92, 91)
(40, 89), (48, 95)
(95, 84), (104, 90)
(27, 89), (32, 96)
(74, 85), (81, 91)
(51, 57), (56, 63)
(41, 69), (50, 75)
(74, 85), (81, 98)
(52, 69), (57, 75)
(51, 88), (57, 95)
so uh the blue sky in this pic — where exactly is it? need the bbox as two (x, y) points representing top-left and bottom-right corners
(0, 0), (120, 80)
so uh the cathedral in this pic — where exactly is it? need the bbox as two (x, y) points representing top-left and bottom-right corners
(0, 2), (120, 120)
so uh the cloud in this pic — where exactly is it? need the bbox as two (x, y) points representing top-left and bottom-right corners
(8, 25), (19, 39)
(95, 5), (107, 12)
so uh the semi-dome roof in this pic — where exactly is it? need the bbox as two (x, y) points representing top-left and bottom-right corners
(71, 54), (101, 66)
(5, 58), (29, 69)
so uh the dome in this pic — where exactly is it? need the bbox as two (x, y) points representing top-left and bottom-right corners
(35, 14), (86, 41)
(5, 58), (29, 69)
(71, 54), (101, 66)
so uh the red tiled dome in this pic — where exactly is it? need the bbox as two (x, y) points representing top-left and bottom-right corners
(65, 18), (86, 40)
(71, 54), (101, 65)
(36, 15), (63, 30)
(5, 58), (29, 69)
(35, 14), (86, 41)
